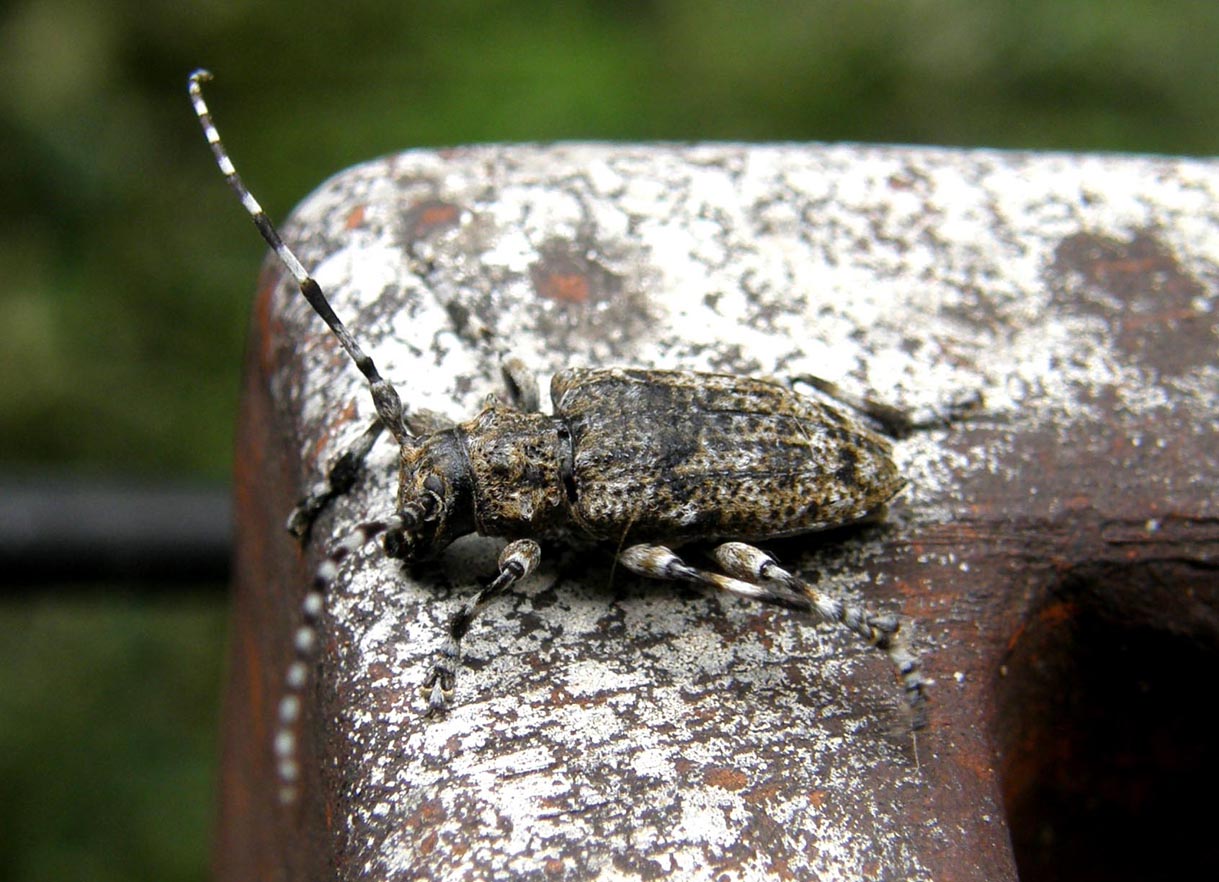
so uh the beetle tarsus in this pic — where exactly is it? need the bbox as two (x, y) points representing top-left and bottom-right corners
(420, 539), (542, 714)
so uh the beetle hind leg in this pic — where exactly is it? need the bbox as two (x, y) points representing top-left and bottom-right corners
(790, 373), (981, 439)
(421, 539), (542, 716)
(712, 541), (927, 727)
(619, 542), (927, 728)
(618, 544), (810, 610)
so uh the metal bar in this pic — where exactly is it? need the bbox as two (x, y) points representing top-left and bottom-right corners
(0, 476), (231, 584)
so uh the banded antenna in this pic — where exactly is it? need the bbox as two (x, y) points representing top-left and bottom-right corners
(188, 69), (410, 445)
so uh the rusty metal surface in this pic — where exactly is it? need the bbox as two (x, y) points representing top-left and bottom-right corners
(220, 143), (1219, 881)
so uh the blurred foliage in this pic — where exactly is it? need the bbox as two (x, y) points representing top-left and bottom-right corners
(2, 1), (1219, 879)
(0, 596), (225, 882)
(3, 0), (1219, 481)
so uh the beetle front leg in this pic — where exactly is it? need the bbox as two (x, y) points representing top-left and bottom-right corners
(421, 539), (542, 716)
(500, 356), (541, 412)
(287, 418), (385, 540)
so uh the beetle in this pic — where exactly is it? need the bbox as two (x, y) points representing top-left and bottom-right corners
(190, 70), (960, 803)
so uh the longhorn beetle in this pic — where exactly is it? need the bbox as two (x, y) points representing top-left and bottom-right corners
(190, 70), (970, 804)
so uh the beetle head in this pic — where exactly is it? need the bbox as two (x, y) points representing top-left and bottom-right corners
(384, 430), (475, 563)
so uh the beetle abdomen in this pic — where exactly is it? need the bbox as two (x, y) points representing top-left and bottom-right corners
(552, 368), (903, 542)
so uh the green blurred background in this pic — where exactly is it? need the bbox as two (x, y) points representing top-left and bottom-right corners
(3, 1), (1218, 878)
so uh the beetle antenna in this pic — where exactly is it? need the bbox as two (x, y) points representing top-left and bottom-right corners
(188, 69), (410, 444)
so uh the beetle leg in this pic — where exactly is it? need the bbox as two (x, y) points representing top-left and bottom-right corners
(620, 542), (926, 728)
(275, 512), (403, 804)
(421, 539), (542, 717)
(286, 418), (386, 541)
(712, 542), (926, 727)
(500, 356), (541, 412)
(438, 298), (537, 411)
(789, 373), (981, 439)
(286, 404), (461, 542)
(619, 544), (810, 610)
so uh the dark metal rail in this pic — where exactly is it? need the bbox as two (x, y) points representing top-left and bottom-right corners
(0, 476), (231, 584)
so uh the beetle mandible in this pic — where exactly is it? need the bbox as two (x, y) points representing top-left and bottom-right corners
(190, 70), (961, 804)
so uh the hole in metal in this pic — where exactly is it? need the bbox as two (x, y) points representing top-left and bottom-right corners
(994, 562), (1219, 882)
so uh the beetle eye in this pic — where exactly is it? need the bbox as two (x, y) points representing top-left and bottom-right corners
(419, 493), (440, 519)
(423, 474), (445, 495)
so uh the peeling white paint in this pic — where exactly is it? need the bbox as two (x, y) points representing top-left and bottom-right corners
(260, 142), (1219, 881)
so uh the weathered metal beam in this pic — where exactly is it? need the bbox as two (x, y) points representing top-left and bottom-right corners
(217, 143), (1219, 882)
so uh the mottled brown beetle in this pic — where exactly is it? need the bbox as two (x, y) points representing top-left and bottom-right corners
(191, 70), (962, 804)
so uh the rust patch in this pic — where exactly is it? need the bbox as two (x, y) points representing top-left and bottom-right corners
(344, 204), (366, 229)
(766, 854), (796, 881)
(1051, 230), (1216, 375)
(402, 199), (462, 241)
(516, 239), (653, 355)
(745, 776), (787, 803)
(534, 269), (591, 304)
(254, 263), (286, 378)
(529, 241), (622, 305)
(1037, 599), (1077, 629)
(704, 766), (749, 790)
(418, 829), (438, 856)
(406, 798), (448, 837)
(435, 232), (655, 360)
(309, 399), (360, 467)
